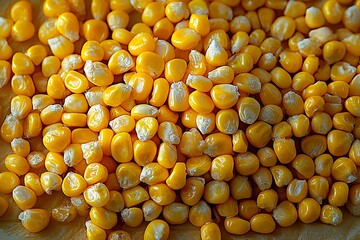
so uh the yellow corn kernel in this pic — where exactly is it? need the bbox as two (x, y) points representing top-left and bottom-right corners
(133, 140), (157, 167)
(168, 81), (190, 112)
(196, 112), (215, 134)
(103, 83), (132, 107)
(257, 189), (278, 212)
(259, 83), (282, 106)
(307, 175), (329, 205)
(10, 95), (32, 120)
(10, 138), (30, 159)
(84, 60), (114, 86)
(188, 200), (212, 227)
(0, 39), (13, 60)
(252, 167), (272, 190)
(171, 28), (201, 51)
(111, 28), (134, 45)
(332, 112), (355, 133)
(110, 132), (132, 163)
(115, 162), (141, 189)
(258, 105), (283, 125)
(287, 114), (310, 138)
(345, 96), (360, 117)
(179, 177), (204, 206)
(209, 155), (233, 181)
(0, 17), (13, 38)
(81, 41), (104, 62)
(127, 32), (155, 56)
(147, 78), (169, 107)
(43, 123), (70, 152)
(250, 213), (276, 234)
(90, 0), (109, 20)
(48, 35), (74, 59)
(143, 219), (170, 240)
(140, 162), (169, 186)
(83, 182), (110, 208)
(286, 179), (308, 203)
(85, 105), (109, 132)
(297, 197), (322, 224)
(83, 163), (108, 185)
(234, 152), (260, 177)
(42, 56), (60, 77)
(291, 154), (314, 179)
(178, 129), (205, 157)
(0, 171), (20, 194)
(246, 121), (272, 149)
(57, 12), (79, 42)
(153, 18), (174, 41)
(327, 129), (354, 157)
(270, 165), (293, 187)
(12, 185), (37, 210)
(228, 52), (254, 74)
(31, 72), (47, 94)
(301, 56), (319, 75)
(24, 45), (47, 67)
(52, 204), (77, 223)
(85, 220), (106, 240)
(164, 162), (186, 190)
(232, 130), (248, 154)
(162, 202), (189, 225)
(44, 152), (68, 175)
(203, 180), (230, 204)
(319, 204), (343, 226)
(165, 1), (187, 22)
(26, 151), (44, 169)
(18, 209), (51, 233)
(273, 138), (297, 164)
(108, 230), (131, 240)
(12, 53), (35, 75)
(200, 222), (222, 240)
(89, 207), (117, 230)
(103, 190), (124, 213)
(122, 185), (149, 208)
(40, 171), (62, 195)
(136, 52), (164, 80)
(64, 70), (89, 94)
(256, 146), (278, 167)
(108, 50), (134, 75)
(83, 19), (109, 42)
(0, 60), (11, 88)
(11, 20), (35, 42)
(98, 41), (120, 62)
(61, 172), (87, 197)
(153, 40), (175, 64)
(238, 200), (260, 222)
(141, 199), (163, 222)
(185, 155), (210, 177)
(46, 74), (68, 99)
(188, 90), (214, 115)
(273, 200), (298, 227)
(80, 141), (103, 165)
(148, 183), (176, 206)
(1, 114), (23, 143)
(109, 115), (135, 133)
(5, 153), (30, 176)
(70, 195), (90, 217)
(165, 58), (187, 83)
(210, 84), (239, 110)
(270, 16), (296, 41)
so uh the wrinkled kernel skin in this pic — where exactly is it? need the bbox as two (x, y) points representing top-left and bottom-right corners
(1, 0), (360, 238)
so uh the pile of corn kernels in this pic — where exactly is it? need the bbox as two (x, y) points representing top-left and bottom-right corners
(0, 0), (360, 239)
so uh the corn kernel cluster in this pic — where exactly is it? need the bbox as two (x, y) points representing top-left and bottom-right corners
(0, 0), (360, 239)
